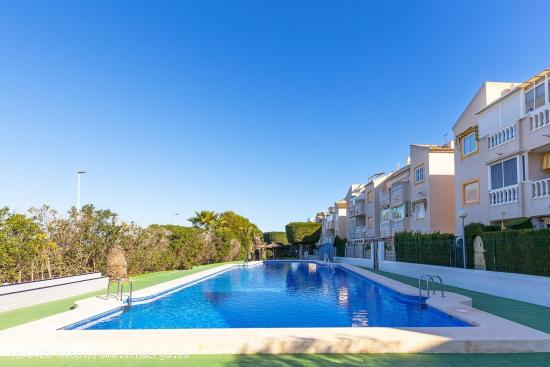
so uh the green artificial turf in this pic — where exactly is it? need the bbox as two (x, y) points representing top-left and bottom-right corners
(1, 353), (550, 367)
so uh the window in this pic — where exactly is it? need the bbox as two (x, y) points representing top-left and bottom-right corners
(525, 88), (535, 112)
(460, 131), (478, 158)
(367, 191), (373, 204)
(391, 185), (403, 201)
(414, 165), (424, 184)
(490, 157), (518, 190)
(367, 216), (373, 228)
(535, 82), (546, 109)
(381, 208), (390, 222)
(414, 201), (426, 219)
(462, 180), (480, 205)
(392, 205), (405, 220)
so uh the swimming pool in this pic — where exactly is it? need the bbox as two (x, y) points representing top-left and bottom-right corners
(73, 261), (470, 329)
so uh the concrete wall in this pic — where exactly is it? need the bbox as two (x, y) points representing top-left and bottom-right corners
(0, 273), (108, 313)
(334, 256), (374, 269)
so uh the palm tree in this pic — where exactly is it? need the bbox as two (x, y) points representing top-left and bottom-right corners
(188, 210), (219, 230)
(239, 226), (263, 259)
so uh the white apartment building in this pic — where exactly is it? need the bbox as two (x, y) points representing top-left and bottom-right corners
(453, 68), (550, 232)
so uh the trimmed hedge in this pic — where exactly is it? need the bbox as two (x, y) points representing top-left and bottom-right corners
(285, 222), (321, 245)
(477, 229), (550, 276)
(394, 231), (454, 267)
(263, 231), (289, 245)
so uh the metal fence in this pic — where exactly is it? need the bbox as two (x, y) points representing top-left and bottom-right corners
(392, 238), (550, 277)
(344, 243), (372, 259)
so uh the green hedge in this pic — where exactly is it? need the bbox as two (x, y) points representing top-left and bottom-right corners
(263, 231), (288, 245)
(477, 229), (550, 276)
(285, 222), (321, 245)
(334, 235), (347, 257)
(394, 231), (454, 266)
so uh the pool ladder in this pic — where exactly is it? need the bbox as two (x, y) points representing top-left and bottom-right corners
(105, 279), (133, 307)
(418, 274), (444, 308)
(324, 254), (336, 275)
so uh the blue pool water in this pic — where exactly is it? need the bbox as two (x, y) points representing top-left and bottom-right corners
(80, 262), (470, 329)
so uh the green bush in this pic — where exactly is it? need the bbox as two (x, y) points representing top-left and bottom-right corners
(285, 222), (321, 245)
(394, 231), (454, 266)
(506, 217), (534, 230)
(334, 235), (347, 257)
(263, 231), (288, 245)
(464, 222), (499, 241)
(478, 229), (550, 276)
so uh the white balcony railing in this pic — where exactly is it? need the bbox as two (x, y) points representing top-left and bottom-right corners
(489, 184), (519, 206)
(531, 177), (550, 199)
(529, 109), (550, 132)
(488, 124), (516, 149)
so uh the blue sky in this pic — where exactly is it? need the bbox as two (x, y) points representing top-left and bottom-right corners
(1, 0), (550, 231)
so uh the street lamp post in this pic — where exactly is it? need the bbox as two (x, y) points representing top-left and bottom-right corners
(76, 171), (86, 210)
(457, 208), (468, 268)
(174, 213), (180, 225)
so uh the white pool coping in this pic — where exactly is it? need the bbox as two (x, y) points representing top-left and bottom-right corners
(1, 260), (549, 355)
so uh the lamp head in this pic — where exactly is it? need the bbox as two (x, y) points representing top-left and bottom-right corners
(457, 208), (468, 219)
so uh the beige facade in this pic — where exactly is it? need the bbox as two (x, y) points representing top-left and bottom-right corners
(317, 200), (348, 244)
(453, 68), (550, 233)
(378, 143), (456, 239)
(346, 174), (388, 245)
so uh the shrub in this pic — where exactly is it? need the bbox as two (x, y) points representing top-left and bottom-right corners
(478, 229), (550, 276)
(263, 231), (288, 245)
(106, 245), (128, 280)
(394, 231), (454, 266)
(334, 235), (347, 257)
(285, 222), (321, 246)
(506, 217), (533, 230)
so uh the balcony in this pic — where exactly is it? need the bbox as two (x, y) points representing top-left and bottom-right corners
(380, 221), (391, 238)
(528, 108), (550, 132)
(489, 184), (519, 206)
(353, 203), (365, 216)
(488, 124), (517, 150)
(390, 184), (408, 206)
(379, 192), (390, 206)
(349, 226), (367, 240)
(531, 177), (550, 199)
(391, 218), (408, 235)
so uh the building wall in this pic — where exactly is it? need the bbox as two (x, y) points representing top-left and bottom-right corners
(453, 82), (515, 233)
(428, 151), (456, 233)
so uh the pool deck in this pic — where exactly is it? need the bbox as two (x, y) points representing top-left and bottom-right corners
(1, 260), (550, 356)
